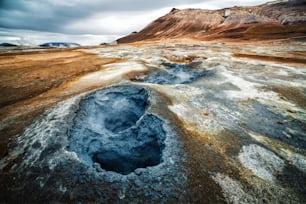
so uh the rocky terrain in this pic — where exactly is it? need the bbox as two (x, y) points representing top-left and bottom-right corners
(0, 0), (306, 203)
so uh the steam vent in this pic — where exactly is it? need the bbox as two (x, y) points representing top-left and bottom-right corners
(1, 0), (306, 203)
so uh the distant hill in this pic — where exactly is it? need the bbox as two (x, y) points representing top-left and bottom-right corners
(0, 42), (17, 47)
(117, 0), (306, 43)
(39, 42), (81, 48)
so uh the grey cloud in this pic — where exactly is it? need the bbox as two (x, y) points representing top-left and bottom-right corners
(0, 0), (206, 33)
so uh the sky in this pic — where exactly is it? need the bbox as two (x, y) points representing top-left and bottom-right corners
(0, 0), (269, 45)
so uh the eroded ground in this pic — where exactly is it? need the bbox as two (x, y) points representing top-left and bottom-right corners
(0, 40), (305, 203)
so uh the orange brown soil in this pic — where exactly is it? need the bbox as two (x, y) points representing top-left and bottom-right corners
(232, 53), (306, 64)
(164, 55), (199, 64)
(268, 86), (306, 108)
(0, 49), (121, 157)
(0, 50), (119, 107)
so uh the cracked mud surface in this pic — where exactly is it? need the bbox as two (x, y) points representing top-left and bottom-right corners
(0, 40), (305, 203)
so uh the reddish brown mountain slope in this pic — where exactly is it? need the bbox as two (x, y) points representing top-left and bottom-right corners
(117, 0), (306, 43)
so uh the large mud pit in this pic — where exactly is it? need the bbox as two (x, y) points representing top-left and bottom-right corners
(67, 86), (166, 174)
(134, 62), (214, 84)
(0, 85), (187, 203)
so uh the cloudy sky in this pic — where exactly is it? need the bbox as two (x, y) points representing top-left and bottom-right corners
(0, 0), (269, 45)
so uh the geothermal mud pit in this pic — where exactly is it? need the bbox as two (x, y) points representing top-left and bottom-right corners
(0, 85), (187, 203)
(67, 86), (166, 175)
(133, 62), (214, 84)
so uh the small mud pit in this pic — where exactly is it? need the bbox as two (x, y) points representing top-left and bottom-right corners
(242, 102), (306, 149)
(133, 62), (214, 84)
(67, 86), (166, 175)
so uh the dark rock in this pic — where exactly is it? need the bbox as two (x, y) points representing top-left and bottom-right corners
(171, 8), (179, 12)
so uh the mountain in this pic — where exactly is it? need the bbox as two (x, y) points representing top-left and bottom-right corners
(39, 42), (81, 48)
(117, 0), (306, 43)
(0, 42), (17, 47)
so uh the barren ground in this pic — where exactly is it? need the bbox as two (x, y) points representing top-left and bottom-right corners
(0, 39), (305, 203)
